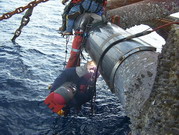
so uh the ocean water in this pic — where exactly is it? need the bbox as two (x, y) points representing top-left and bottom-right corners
(0, 0), (131, 135)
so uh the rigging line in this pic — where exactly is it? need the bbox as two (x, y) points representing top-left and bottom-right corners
(141, 19), (179, 33)
(152, 21), (179, 32)
(63, 36), (70, 69)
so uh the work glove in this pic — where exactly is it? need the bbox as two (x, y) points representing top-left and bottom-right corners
(44, 92), (65, 114)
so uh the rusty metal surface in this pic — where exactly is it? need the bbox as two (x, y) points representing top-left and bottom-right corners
(107, 0), (179, 29)
(106, 0), (144, 10)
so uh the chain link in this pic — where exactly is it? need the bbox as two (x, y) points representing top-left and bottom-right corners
(11, 7), (34, 42)
(0, 0), (49, 21)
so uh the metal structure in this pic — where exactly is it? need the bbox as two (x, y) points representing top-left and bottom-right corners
(75, 14), (158, 114)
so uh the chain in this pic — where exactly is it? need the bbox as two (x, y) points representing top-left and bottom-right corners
(11, 7), (34, 42)
(0, 0), (49, 21)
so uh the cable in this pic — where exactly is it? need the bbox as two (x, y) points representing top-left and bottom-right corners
(63, 36), (70, 69)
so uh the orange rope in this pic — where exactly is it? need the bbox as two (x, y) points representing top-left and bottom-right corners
(152, 22), (179, 32)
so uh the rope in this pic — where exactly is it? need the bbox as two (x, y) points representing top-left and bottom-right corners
(152, 22), (179, 32)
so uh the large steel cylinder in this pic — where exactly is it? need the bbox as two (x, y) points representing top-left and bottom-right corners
(76, 14), (159, 116)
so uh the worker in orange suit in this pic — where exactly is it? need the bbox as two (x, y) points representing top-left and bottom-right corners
(66, 30), (83, 68)
(62, 0), (107, 68)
